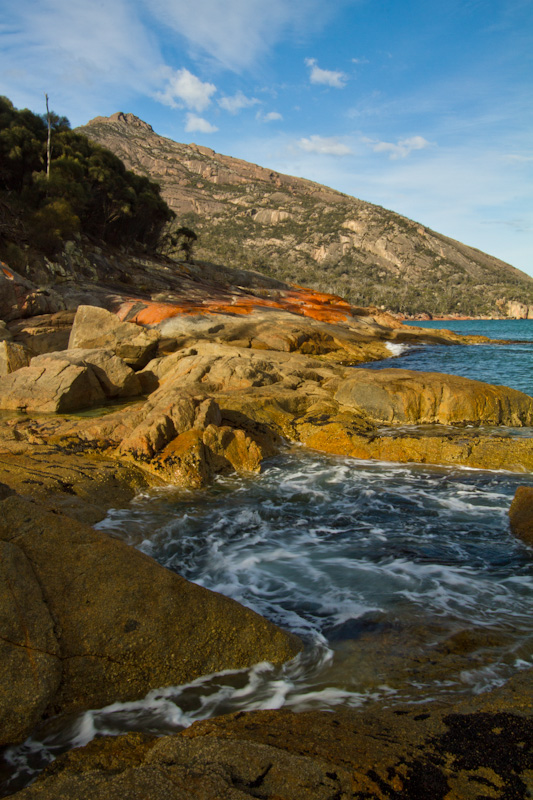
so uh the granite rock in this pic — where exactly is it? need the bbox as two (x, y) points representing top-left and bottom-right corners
(0, 340), (30, 376)
(509, 486), (533, 545)
(69, 305), (159, 369)
(0, 496), (302, 744)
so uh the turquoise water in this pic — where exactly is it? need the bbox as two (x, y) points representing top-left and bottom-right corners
(3, 321), (533, 793)
(406, 318), (533, 341)
(379, 319), (533, 396)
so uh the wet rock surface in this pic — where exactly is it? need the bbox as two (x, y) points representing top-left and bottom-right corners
(509, 486), (533, 546)
(1, 262), (532, 794)
(0, 495), (301, 745)
(0, 539), (61, 747)
(0, 419), (153, 523)
(7, 669), (532, 799)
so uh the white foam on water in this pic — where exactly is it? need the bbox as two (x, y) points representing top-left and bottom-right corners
(385, 341), (410, 356)
(86, 453), (533, 728)
(5, 450), (533, 794)
(96, 451), (533, 645)
(5, 638), (410, 789)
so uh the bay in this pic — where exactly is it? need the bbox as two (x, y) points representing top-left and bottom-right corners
(393, 318), (533, 396)
(3, 320), (533, 793)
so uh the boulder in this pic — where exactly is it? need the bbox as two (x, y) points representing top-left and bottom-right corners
(116, 394), (221, 460)
(0, 358), (105, 413)
(150, 424), (272, 487)
(202, 424), (268, 474)
(0, 340), (30, 375)
(0, 347), (144, 413)
(7, 310), (75, 356)
(31, 349), (142, 398)
(0, 263), (34, 321)
(69, 305), (160, 369)
(17, 287), (66, 318)
(335, 369), (533, 426)
(152, 428), (211, 487)
(0, 496), (301, 745)
(111, 385), (274, 486)
(509, 486), (533, 545)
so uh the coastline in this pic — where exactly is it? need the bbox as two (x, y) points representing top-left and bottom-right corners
(1, 281), (533, 798)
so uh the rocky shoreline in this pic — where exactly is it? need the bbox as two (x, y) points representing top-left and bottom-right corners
(1, 252), (533, 798)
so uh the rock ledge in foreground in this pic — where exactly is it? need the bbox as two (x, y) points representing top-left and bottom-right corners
(0, 496), (301, 746)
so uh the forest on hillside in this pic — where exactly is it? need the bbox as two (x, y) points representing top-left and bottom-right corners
(0, 97), (174, 261)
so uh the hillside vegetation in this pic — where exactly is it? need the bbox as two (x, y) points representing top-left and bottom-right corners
(0, 98), (174, 263)
(79, 112), (533, 317)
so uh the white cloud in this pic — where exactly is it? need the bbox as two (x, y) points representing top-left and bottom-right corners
(351, 57), (369, 65)
(305, 57), (347, 88)
(156, 68), (216, 111)
(0, 0), (162, 120)
(185, 113), (218, 133)
(218, 91), (259, 114)
(257, 110), (283, 122)
(145, 0), (327, 71)
(366, 135), (431, 159)
(359, 150), (533, 274)
(298, 135), (352, 156)
(0, 0), (336, 125)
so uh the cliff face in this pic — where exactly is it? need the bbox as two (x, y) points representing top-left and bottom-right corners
(78, 112), (533, 317)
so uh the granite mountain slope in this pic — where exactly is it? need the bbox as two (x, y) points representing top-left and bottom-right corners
(78, 112), (533, 318)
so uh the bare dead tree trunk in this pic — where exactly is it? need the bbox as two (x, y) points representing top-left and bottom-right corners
(45, 93), (51, 180)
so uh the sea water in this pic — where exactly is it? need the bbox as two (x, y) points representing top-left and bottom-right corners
(393, 318), (533, 396)
(3, 320), (533, 794)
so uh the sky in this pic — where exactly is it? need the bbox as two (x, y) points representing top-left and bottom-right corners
(2, 0), (532, 277)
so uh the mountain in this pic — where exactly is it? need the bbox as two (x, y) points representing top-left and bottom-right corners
(78, 112), (533, 318)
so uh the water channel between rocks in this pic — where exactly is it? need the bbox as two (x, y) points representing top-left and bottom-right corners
(3, 319), (533, 793)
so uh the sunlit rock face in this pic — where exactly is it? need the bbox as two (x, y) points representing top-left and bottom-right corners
(0, 496), (302, 746)
(77, 112), (533, 318)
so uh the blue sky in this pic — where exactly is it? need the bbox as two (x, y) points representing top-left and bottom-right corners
(2, 0), (532, 277)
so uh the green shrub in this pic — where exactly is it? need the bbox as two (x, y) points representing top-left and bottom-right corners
(0, 96), (174, 253)
(30, 198), (80, 256)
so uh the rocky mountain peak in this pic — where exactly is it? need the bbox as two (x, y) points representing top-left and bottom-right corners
(78, 114), (533, 317)
(86, 112), (154, 132)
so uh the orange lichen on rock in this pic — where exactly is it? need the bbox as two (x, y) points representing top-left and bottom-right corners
(1, 263), (14, 280)
(285, 286), (352, 310)
(116, 285), (353, 327)
(116, 301), (204, 324)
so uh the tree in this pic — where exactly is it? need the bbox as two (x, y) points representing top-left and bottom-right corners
(0, 96), (175, 254)
(45, 93), (51, 180)
(174, 226), (197, 262)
